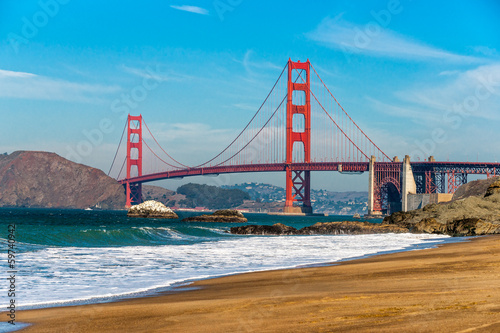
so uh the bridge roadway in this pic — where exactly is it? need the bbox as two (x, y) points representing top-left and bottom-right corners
(119, 161), (500, 185)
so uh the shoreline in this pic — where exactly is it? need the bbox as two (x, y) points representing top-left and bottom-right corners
(12, 234), (457, 312)
(10, 235), (500, 332)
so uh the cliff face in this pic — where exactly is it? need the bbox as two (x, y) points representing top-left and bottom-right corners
(0, 151), (126, 209)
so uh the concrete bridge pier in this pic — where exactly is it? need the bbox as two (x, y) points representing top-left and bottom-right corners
(401, 155), (416, 212)
(367, 155), (377, 216)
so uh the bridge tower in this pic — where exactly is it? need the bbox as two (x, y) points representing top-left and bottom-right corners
(284, 59), (312, 214)
(125, 114), (143, 208)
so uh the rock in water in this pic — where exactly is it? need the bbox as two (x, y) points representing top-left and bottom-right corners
(231, 223), (298, 235)
(299, 222), (408, 235)
(127, 200), (179, 219)
(230, 221), (408, 235)
(213, 209), (245, 218)
(182, 209), (247, 222)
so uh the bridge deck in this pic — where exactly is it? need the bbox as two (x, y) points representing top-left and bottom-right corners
(119, 161), (500, 184)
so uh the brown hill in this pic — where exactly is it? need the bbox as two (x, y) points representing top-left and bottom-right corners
(0, 151), (126, 209)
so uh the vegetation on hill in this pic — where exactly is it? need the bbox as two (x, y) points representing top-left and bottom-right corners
(176, 183), (250, 209)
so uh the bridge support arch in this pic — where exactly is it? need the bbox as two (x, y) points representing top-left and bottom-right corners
(125, 114), (143, 208)
(284, 59), (313, 214)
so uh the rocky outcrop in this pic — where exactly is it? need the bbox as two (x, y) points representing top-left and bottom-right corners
(231, 223), (298, 235)
(182, 209), (247, 222)
(484, 179), (500, 197)
(384, 178), (500, 236)
(452, 176), (500, 200)
(0, 151), (126, 209)
(127, 200), (178, 218)
(231, 221), (408, 235)
(299, 221), (408, 235)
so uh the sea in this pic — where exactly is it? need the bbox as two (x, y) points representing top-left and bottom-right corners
(0, 208), (462, 312)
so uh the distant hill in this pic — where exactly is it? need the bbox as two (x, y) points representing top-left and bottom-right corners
(176, 183), (250, 209)
(223, 182), (368, 214)
(0, 151), (181, 210)
(0, 151), (126, 209)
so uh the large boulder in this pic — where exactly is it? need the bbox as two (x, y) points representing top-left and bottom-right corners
(182, 209), (247, 223)
(127, 200), (179, 219)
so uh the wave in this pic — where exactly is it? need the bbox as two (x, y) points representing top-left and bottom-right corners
(16, 225), (232, 248)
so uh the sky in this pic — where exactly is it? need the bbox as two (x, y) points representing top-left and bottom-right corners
(1, 0), (500, 191)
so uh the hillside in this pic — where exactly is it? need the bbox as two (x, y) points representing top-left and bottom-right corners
(176, 183), (250, 209)
(0, 151), (125, 209)
(223, 182), (368, 214)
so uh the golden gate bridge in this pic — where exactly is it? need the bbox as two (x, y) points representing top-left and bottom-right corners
(108, 59), (499, 215)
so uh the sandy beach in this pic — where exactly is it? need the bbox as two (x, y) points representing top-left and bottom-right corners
(11, 235), (500, 332)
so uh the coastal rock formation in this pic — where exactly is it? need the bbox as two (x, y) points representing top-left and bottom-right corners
(127, 200), (178, 219)
(231, 223), (298, 235)
(452, 176), (500, 200)
(182, 209), (247, 223)
(384, 177), (500, 236)
(231, 221), (408, 235)
(484, 179), (500, 197)
(0, 151), (126, 209)
(299, 221), (408, 235)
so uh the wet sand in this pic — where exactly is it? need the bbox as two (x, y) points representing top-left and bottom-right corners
(12, 235), (500, 332)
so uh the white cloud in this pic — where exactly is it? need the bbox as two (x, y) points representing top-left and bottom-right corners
(170, 5), (209, 15)
(0, 69), (120, 103)
(0, 69), (35, 78)
(395, 64), (500, 121)
(306, 17), (480, 63)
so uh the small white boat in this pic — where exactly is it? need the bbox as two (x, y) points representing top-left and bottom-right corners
(84, 208), (93, 211)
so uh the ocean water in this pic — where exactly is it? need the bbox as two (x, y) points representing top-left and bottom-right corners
(0, 208), (460, 310)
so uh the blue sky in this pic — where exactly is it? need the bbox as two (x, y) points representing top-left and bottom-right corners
(1, 0), (500, 191)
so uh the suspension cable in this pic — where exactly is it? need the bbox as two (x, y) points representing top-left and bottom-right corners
(107, 120), (127, 176)
(194, 62), (288, 168)
(142, 119), (190, 168)
(310, 63), (390, 161)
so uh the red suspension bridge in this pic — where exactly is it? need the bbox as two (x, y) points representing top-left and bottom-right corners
(109, 59), (499, 215)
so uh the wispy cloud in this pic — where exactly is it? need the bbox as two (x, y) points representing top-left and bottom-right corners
(0, 69), (36, 78)
(170, 5), (209, 15)
(370, 63), (500, 124)
(306, 17), (480, 63)
(0, 69), (120, 102)
(397, 64), (500, 119)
